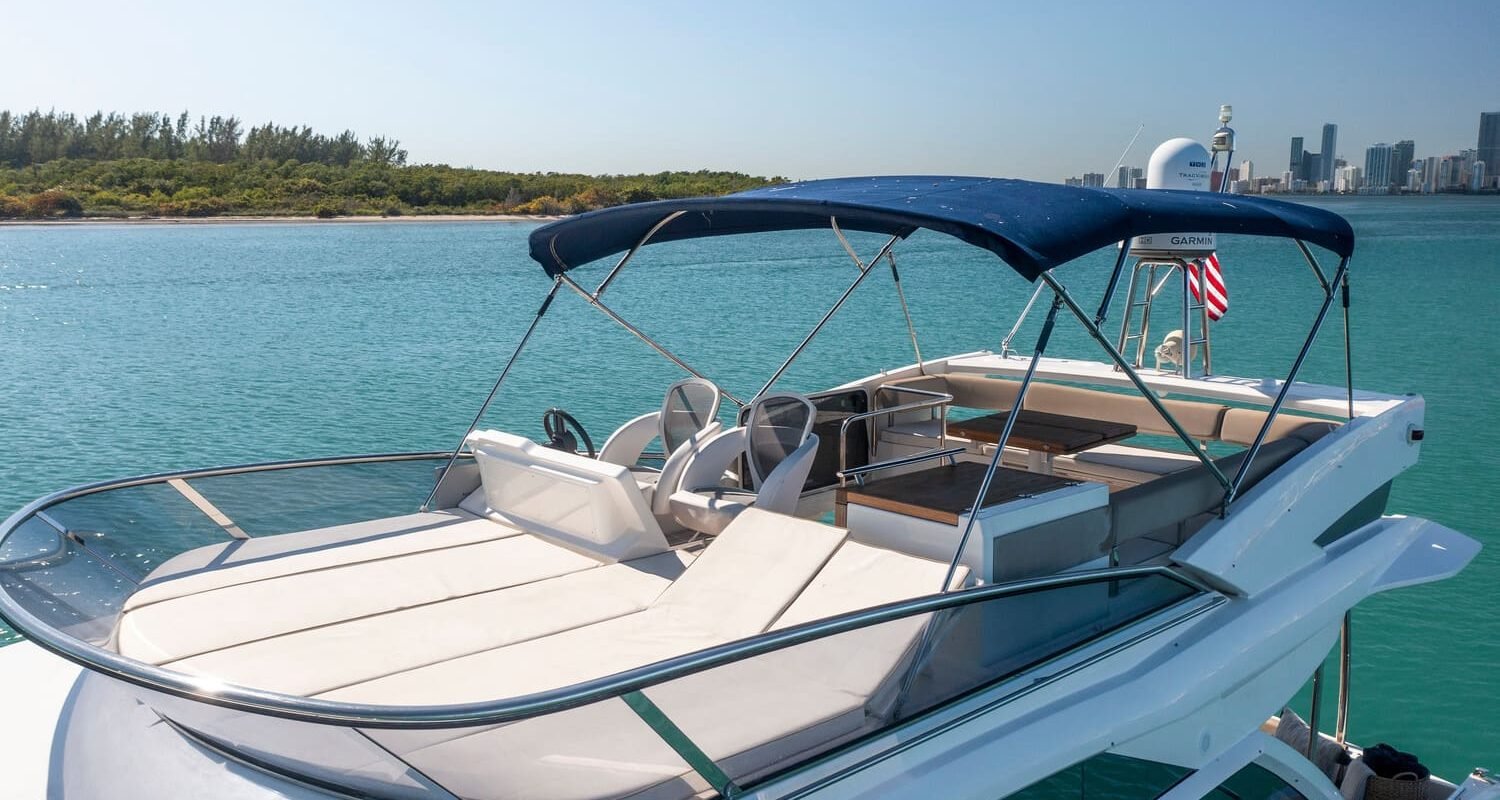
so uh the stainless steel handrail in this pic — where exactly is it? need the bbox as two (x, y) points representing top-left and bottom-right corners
(0, 466), (1209, 728)
(837, 447), (967, 486)
(838, 385), (954, 486)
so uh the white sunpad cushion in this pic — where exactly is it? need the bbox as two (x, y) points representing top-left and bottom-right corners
(383, 540), (961, 800)
(1071, 443), (1202, 476)
(774, 539), (966, 630)
(651, 508), (847, 636)
(128, 510), (517, 608)
(166, 550), (694, 697)
(321, 508), (848, 706)
(117, 531), (603, 665)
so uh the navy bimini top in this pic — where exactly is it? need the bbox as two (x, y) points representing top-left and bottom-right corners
(528, 176), (1354, 281)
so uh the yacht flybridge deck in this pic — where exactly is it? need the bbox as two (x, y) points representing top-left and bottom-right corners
(0, 175), (1490, 800)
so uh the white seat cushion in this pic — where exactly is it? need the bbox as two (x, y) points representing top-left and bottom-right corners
(165, 550), (695, 696)
(1069, 443), (1202, 476)
(775, 540), (967, 629)
(375, 537), (966, 800)
(322, 509), (847, 705)
(667, 487), (756, 535)
(116, 517), (604, 665)
(132, 510), (513, 605)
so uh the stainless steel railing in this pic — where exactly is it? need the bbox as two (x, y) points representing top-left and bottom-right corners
(837, 384), (954, 487)
(0, 460), (1211, 730)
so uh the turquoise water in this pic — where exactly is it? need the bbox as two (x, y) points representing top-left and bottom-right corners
(1, 197), (1496, 780)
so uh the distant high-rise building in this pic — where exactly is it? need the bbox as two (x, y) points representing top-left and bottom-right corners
(1320, 123), (1338, 184)
(1128, 167), (1143, 187)
(1472, 161), (1487, 192)
(1334, 165), (1361, 193)
(1289, 137), (1304, 176)
(1392, 140), (1415, 187)
(1064, 176), (1083, 187)
(1082, 172), (1105, 188)
(1240, 160), (1254, 182)
(1282, 170), (1295, 191)
(1117, 166), (1131, 189)
(1423, 156), (1441, 193)
(1479, 112), (1500, 178)
(1440, 156), (1464, 190)
(1364, 143), (1394, 188)
(1304, 154), (1322, 186)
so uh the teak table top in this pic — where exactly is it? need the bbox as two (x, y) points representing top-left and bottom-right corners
(837, 461), (1079, 526)
(945, 410), (1136, 455)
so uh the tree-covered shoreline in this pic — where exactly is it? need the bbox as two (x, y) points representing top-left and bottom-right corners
(0, 110), (781, 219)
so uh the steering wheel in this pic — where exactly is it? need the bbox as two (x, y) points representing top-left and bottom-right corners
(541, 408), (596, 459)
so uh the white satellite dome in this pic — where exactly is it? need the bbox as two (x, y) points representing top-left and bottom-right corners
(1132, 137), (1217, 257)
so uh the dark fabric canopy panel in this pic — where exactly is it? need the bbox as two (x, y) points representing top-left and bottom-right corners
(528, 176), (1355, 281)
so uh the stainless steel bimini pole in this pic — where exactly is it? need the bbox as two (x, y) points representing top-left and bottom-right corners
(1000, 283), (1046, 357)
(559, 274), (745, 407)
(593, 210), (688, 298)
(754, 232), (901, 400)
(1225, 256), (1350, 506)
(1040, 272), (1232, 491)
(885, 252), (925, 373)
(941, 295), (1064, 591)
(1094, 239), (1134, 327)
(832, 218), (925, 372)
(422, 278), (563, 511)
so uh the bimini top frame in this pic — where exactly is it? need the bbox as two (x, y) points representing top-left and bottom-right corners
(515, 176), (1357, 508)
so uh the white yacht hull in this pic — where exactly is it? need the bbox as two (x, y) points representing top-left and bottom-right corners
(2, 512), (1474, 799)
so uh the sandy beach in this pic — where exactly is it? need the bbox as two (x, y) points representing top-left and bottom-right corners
(0, 213), (562, 226)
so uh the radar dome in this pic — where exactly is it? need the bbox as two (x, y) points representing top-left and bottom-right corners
(1132, 137), (1216, 257)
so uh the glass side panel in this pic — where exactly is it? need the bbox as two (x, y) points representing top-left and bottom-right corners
(0, 457), (449, 645)
(0, 516), (136, 645)
(1206, 763), (1308, 799)
(1010, 753), (1191, 799)
(186, 458), (445, 535)
(43, 483), (231, 580)
(644, 573), (1197, 795)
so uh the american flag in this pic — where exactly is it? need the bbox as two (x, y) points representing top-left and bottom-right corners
(1187, 253), (1227, 321)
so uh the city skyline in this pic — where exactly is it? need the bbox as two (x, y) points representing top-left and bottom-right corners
(1065, 110), (1497, 195)
(4, 0), (1499, 182)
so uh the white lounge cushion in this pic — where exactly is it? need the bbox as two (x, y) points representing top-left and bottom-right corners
(118, 525), (603, 665)
(378, 539), (965, 800)
(165, 550), (695, 697)
(775, 540), (968, 629)
(1069, 443), (1202, 476)
(1219, 407), (1337, 446)
(132, 510), (513, 605)
(321, 509), (847, 705)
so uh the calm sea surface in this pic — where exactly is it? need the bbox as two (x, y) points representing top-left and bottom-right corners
(0, 196), (1496, 779)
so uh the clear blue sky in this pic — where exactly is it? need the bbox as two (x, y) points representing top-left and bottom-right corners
(7, 0), (1498, 180)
